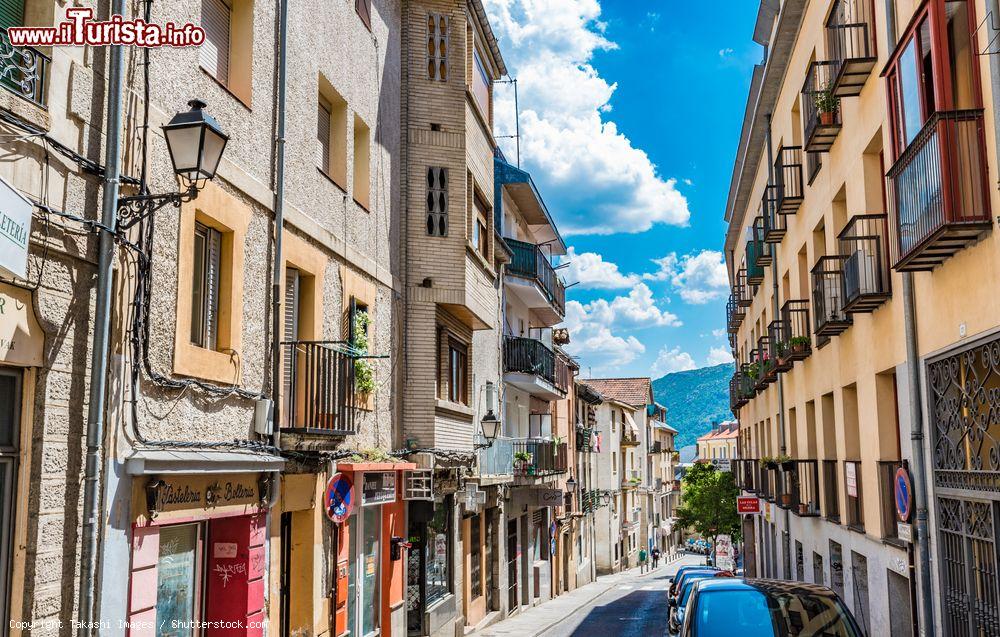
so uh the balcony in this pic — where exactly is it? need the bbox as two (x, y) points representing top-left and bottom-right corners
(0, 32), (48, 108)
(280, 341), (357, 436)
(726, 295), (746, 334)
(762, 187), (786, 243)
(825, 0), (877, 97)
(802, 60), (843, 152)
(822, 460), (840, 522)
(777, 460), (821, 516)
(779, 300), (812, 362)
(811, 256), (852, 337)
(837, 214), (891, 312)
(773, 146), (804, 214)
(649, 441), (663, 454)
(478, 435), (515, 477)
(505, 238), (566, 324)
(729, 372), (746, 411)
(734, 459), (758, 493)
(736, 267), (752, 307)
(756, 338), (777, 388)
(887, 110), (991, 271)
(512, 438), (568, 478)
(503, 335), (569, 400)
(576, 425), (595, 452)
(767, 321), (792, 373)
(621, 431), (640, 447)
(759, 465), (776, 502)
(746, 243), (766, 287)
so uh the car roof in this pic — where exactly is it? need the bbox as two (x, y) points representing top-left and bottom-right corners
(693, 578), (841, 597)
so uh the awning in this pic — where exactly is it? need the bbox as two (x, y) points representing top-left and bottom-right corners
(623, 411), (639, 437)
(125, 448), (285, 475)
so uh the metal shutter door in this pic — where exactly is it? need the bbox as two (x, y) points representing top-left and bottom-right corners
(200, 0), (230, 85)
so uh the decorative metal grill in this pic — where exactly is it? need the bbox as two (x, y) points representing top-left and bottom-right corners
(825, 0), (877, 97)
(0, 32), (48, 107)
(938, 497), (1000, 637)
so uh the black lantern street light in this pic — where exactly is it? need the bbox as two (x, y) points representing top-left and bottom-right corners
(118, 100), (228, 229)
(475, 381), (502, 450)
(565, 476), (577, 493)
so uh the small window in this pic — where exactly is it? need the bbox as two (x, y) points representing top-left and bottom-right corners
(473, 192), (489, 257)
(427, 14), (448, 81)
(448, 339), (468, 405)
(355, 0), (372, 30)
(427, 167), (448, 236)
(318, 79), (349, 189)
(317, 98), (332, 174)
(191, 222), (223, 350)
(201, 0), (231, 85)
(353, 115), (371, 210)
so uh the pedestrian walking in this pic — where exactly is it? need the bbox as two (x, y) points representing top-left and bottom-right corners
(639, 548), (648, 573)
(651, 547), (661, 569)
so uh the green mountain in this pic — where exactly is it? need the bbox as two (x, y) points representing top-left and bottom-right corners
(652, 362), (735, 448)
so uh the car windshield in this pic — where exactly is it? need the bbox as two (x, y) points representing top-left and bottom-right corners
(679, 575), (716, 606)
(691, 588), (862, 637)
(677, 570), (715, 591)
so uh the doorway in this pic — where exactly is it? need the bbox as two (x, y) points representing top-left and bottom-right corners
(0, 367), (20, 631)
(506, 519), (518, 614)
(347, 505), (382, 637)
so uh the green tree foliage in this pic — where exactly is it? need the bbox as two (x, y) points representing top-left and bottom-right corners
(675, 462), (741, 550)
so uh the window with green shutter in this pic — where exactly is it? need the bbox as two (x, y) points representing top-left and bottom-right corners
(0, 0), (25, 31)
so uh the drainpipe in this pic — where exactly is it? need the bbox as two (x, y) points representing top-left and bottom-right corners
(903, 275), (934, 635)
(79, 0), (125, 631)
(988, 0), (1000, 185)
(764, 114), (792, 580)
(271, 0), (289, 444)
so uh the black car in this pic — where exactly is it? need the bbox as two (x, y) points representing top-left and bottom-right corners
(678, 578), (865, 637)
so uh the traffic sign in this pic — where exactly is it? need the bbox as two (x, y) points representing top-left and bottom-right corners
(737, 496), (760, 514)
(324, 472), (354, 524)
(895, 466), (913, 522)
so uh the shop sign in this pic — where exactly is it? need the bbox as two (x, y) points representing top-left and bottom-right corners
(711, 458), (731, 472)
(737, 496), (760, 514)
(0, 283), (42, 367)
(146, 474), (261, 519)
(0, 176), (32, 280)
(361, 471), (396, 506)
(325, 472), (354, 523)
(845, 462), (858, 497)
(536, 489), (563, 507)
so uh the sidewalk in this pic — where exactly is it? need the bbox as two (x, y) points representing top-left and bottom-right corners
(476, 552), (688, 637)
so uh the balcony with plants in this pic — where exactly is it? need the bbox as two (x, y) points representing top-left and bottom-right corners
(775, 459), (821, 516)
(802, 60), (842, 152)
(511, 438), (568, 478)
(279, 341), (359, 436)
(772, 146), (804, 214)
(779, 300), (813, 362)
(824, 0), (877, 97)
(837, 214), (891, 312)
(811, 256), (852, 337)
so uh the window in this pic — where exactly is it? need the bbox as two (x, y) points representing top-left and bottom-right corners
(427, 14), (448, 81)
(470, 514), (482, 598)
(471, 48), (491, 119)
(353, 115), (371, 210)
(201, 0), (231, 85)
(318, 79), (349, 189)
(611, 409), (616, 432)
(200, 0), (252, 104)
(448, 339), (468, 405)
(426, 167), (448, 236)
(473, 191), (489, 257)
(425, 499), (451, 604)
(191, 222), (222, 350)
(156, 524), (202, 631)
(355, 0), (371, 30)
(612, 452), (617, 474)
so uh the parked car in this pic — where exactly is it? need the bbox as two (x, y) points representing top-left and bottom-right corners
(669, 567), (719, 600)
(669, 565), (717, 597)
(669, 571), (734, 634)
(677, 578), (865, 636)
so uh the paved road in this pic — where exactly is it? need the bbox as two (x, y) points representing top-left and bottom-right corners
(539, 554), (703, 637)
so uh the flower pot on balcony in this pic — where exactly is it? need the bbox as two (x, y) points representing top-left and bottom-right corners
(780, 493), (792, 507)
(780, 460), (795, 472)
(820, 111), (836, 126)
(798, 503), (809, 515)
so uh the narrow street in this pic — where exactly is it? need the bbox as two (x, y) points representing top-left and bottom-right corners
(481, 553), (705, 637)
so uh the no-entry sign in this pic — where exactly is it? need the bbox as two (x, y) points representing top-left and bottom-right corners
(737, 496), (760, 514)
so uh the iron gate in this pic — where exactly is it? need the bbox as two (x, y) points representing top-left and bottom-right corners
(938, 497), (1000, 636)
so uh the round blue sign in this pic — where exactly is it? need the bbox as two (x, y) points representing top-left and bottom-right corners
(325, 472), (354, 524)
(894, 467), (912, 522)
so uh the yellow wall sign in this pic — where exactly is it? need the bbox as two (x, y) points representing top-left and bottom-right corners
(139, 473), (264, 522)
(0, 283), (42, 367)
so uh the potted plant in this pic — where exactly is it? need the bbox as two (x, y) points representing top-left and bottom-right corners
(353, 312), (376, 396)
(777, 454), (795, 471)
(815, 84), (840, 126)
(790, 336), (810, 354)
(514, 451), (532, 474)
(780, 492), (793, 507)
(760, 455), (778, 470)
(747, 361), (760, 380)
(798, 502), (810, 515)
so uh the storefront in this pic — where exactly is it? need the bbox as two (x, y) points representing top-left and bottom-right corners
(124, 467), (282, 636)
(406, 468), (458, 637)
(0, 281), (43, 631)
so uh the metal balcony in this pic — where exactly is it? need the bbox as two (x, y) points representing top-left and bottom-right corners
(280, 341), (357, 435)
(762, 187), (786, 244)
(887, 110), (991, 271)
(837, 214), (891, 312)
(0, 32), (48, 107)
(505, 238), (566, 322)
(779, 300), (812, 362)
(802, 60), (843, 152)
(512, 438), (568, 477)
(503, 335), (569, 400)
(811, 256), (852, 337)
(773, 146), (804, 214)
(825, 0), (877, 97)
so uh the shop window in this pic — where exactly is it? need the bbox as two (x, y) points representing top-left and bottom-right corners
(447, 338), (468, 405)
(0, 367), (20, 630)
(155, 524), (202, 631)
(427, 14), (448, 81)
(426, 499), (452, 604)
(353, 115), (371, 210)
(191, 222), (223, 350)
(470, 514), (482, 598)
(318, 77), (349, 190)
(200, 0), (253, 104)
(426, 167), (448, 236)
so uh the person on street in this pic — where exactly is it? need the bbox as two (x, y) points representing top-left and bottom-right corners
(651, 547), (661, 568)
(638, 548), (648, 573)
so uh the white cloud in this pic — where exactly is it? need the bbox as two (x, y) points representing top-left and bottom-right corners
(711, 328), (726, 339)
(644, 250), (729, 304)
(485, 0), (691, 235)
(719, 47), (734, 57)
(652, 347), (697, 376)
(608, 283), (681, 328)
(563, 300), (646, 374)
(706, 346), (734, 366)
(562, 247), (640, 289)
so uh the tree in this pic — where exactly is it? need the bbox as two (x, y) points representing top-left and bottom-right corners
(675, 462), (741, 554)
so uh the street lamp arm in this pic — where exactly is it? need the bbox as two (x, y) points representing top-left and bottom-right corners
(117, 183), (199, 230)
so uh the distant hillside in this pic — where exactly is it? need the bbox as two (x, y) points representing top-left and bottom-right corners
(652, 362), (734, 448)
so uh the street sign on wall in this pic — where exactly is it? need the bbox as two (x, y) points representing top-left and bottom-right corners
(324, 473), (354, 523)
(737, 496), (760, 514)
(0, 176), (33, 280)
(845, 462), (858, 498)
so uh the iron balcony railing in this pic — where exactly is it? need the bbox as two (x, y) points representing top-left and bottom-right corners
(280, 341), (357, 435)
(802, 60), (843, 152)
(0, 31), (49, 107)
(727, 294), (746, 333)
(844, 460), (864, 532)
(773, 146), (805, 213)
(478, 435), (515, 476)
(512, 438), (568, 477)
(887, 109), (991, 271)
(776, 460), (821, 516)
(812, 256), (852, 337)
(762, 187), (786, 244)
(768, 320), (793, 374)
(505, 237), (566, 316)
(878, 460), (905, 545)
(649, 441), (662, 454)
(825, 0), (877, 97)
(503, 336), (570, 395)
(823, 460), (841, 522)
(576, 425), (595, 452)
(756, 336), (776, 388)
(759, 465), (776, 501)
(780, 300), (812, 362)
(837, 214), (891, 312)
(735, 268), (752, 308)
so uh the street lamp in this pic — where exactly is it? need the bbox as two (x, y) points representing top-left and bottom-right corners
(475, 381), (502, 449)
(565, 476), (577, 493)
(118, 100), (229, 229)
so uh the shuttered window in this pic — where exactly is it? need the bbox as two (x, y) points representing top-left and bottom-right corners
(200, 0), (231, 85)
(317, 98), (332, 174)
(281, 268), (300, 424)
(191, 223), (222, 350)
(0, 0), (24, 30)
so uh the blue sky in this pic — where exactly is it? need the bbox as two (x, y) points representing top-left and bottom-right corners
(485, 0), (762, 377)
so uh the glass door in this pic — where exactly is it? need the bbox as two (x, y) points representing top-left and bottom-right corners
(155, 523), (202, 637)
(0, 367), (20, 632)
(348, 505), (381, 636)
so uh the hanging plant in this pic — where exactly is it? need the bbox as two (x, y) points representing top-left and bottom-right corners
(353, 311), (376, 395)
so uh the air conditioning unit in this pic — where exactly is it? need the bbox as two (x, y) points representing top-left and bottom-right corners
(844, 249), (879, 302)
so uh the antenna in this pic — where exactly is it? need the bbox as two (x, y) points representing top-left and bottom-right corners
(494, 77), (521, 167)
